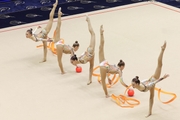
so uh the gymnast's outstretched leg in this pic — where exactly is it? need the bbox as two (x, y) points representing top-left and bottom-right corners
(147, 41), (166, 117)
(41, 0), (58, 63)
(99, 25), (109, 97)
(54, 8), (65, 74)
(44, 0), (58, 34)
(86, 15), (96, 85)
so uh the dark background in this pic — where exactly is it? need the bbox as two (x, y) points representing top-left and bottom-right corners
(0, 0), (179, 29)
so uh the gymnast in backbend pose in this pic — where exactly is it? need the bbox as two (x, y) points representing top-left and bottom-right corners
(53, 8), (79, 74)
(70, 15), (95, 85)
(25, 0), (58, 62)
(99, 25), (128, 98)
(131, 41), (169, 117)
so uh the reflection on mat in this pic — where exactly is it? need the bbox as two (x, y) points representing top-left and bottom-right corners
(93, 5), (109, 9)
(40, 6), (52, 11)
(131, 0), (143, 2)
(0, 14), (15, 19)
(26, 14), (42, 18)
(67, 6), (84, 10)
(26, 6), (38, 10)
(54, 12), (69, 16)
(10, 20), (26, 25)
(106, 0), (122, 3)
(40, 0), (51, 5)
(80, 0), (96, 4)
(14, 0), (25, 6)
(66, 0), (80, 2)
(0, 7), (10, 13)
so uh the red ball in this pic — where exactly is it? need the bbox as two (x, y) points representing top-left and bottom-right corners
(128, 89), (134, 97)
(76, 66), (82, 73)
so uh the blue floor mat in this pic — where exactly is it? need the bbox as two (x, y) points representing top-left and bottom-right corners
(157, 0), (180, 8)
(0, 0), (145, 29)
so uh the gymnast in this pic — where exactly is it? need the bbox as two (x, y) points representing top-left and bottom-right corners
(70, 15), (95, 85)
(131, 41), (169, 117)
(25, 0), (58, 62)
(99, 25), (128, 98)
(53, 8), (79, 74)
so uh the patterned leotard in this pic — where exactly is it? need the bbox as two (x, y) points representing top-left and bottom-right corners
(140, 77), (156, 92)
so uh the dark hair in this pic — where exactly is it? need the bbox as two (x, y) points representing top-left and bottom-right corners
(27, 28), (33, 35)
(73, 41), (79, 47)
(71, 54), (78, 61)
(117, 60), (125, 67)
(132, 76), (140, 84)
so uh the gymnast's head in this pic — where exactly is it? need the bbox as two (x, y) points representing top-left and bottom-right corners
(72, 41), (79, 52)
(70, 54), (78, 66)
(26, 28), (33, 38)
(131, 76), (140, 88)
(117, 60), (125, 70)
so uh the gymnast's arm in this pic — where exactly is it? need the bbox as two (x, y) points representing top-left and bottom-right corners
(36, 37), (53, 42)
(30, 37), (37, 42)
(155, 74), (169, 84)
(32, 26), (41, 34)
(118, 71), (128, 88)
(70, 47), (75, 56)
(146, 74), (170, 90)
(106, 73), (110, 80)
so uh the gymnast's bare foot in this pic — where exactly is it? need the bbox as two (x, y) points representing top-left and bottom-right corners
(106, 94), (110, 98)
(86, 14), (90, 22)
(146, 113), (152, 118)
(39, 59), (46, 63)
(61, 71), (66, 74)
(53, 0), (58, 7)
(100, 25), (104, 33)
(87, 80), (92, 85)
(58, 7), (62, 16)
(161, 41), (166, 50)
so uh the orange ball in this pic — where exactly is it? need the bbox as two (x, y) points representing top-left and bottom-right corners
(128, 89), (134, 97)
(76, 66), (82, 73)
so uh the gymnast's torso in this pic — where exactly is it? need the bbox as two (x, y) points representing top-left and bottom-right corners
(140, 77), (156, 92)
(56, 40), (73, 54)
(78, 47), (94, 64)
(33, 29), (48, 41)
(99, 60), (120, 74)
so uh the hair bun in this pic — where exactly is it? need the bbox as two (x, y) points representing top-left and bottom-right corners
(120, 60), (123, 62)
(75, 41), (78, 43)
(30, 28), (33, 31)
(135, 76), (139, 79)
